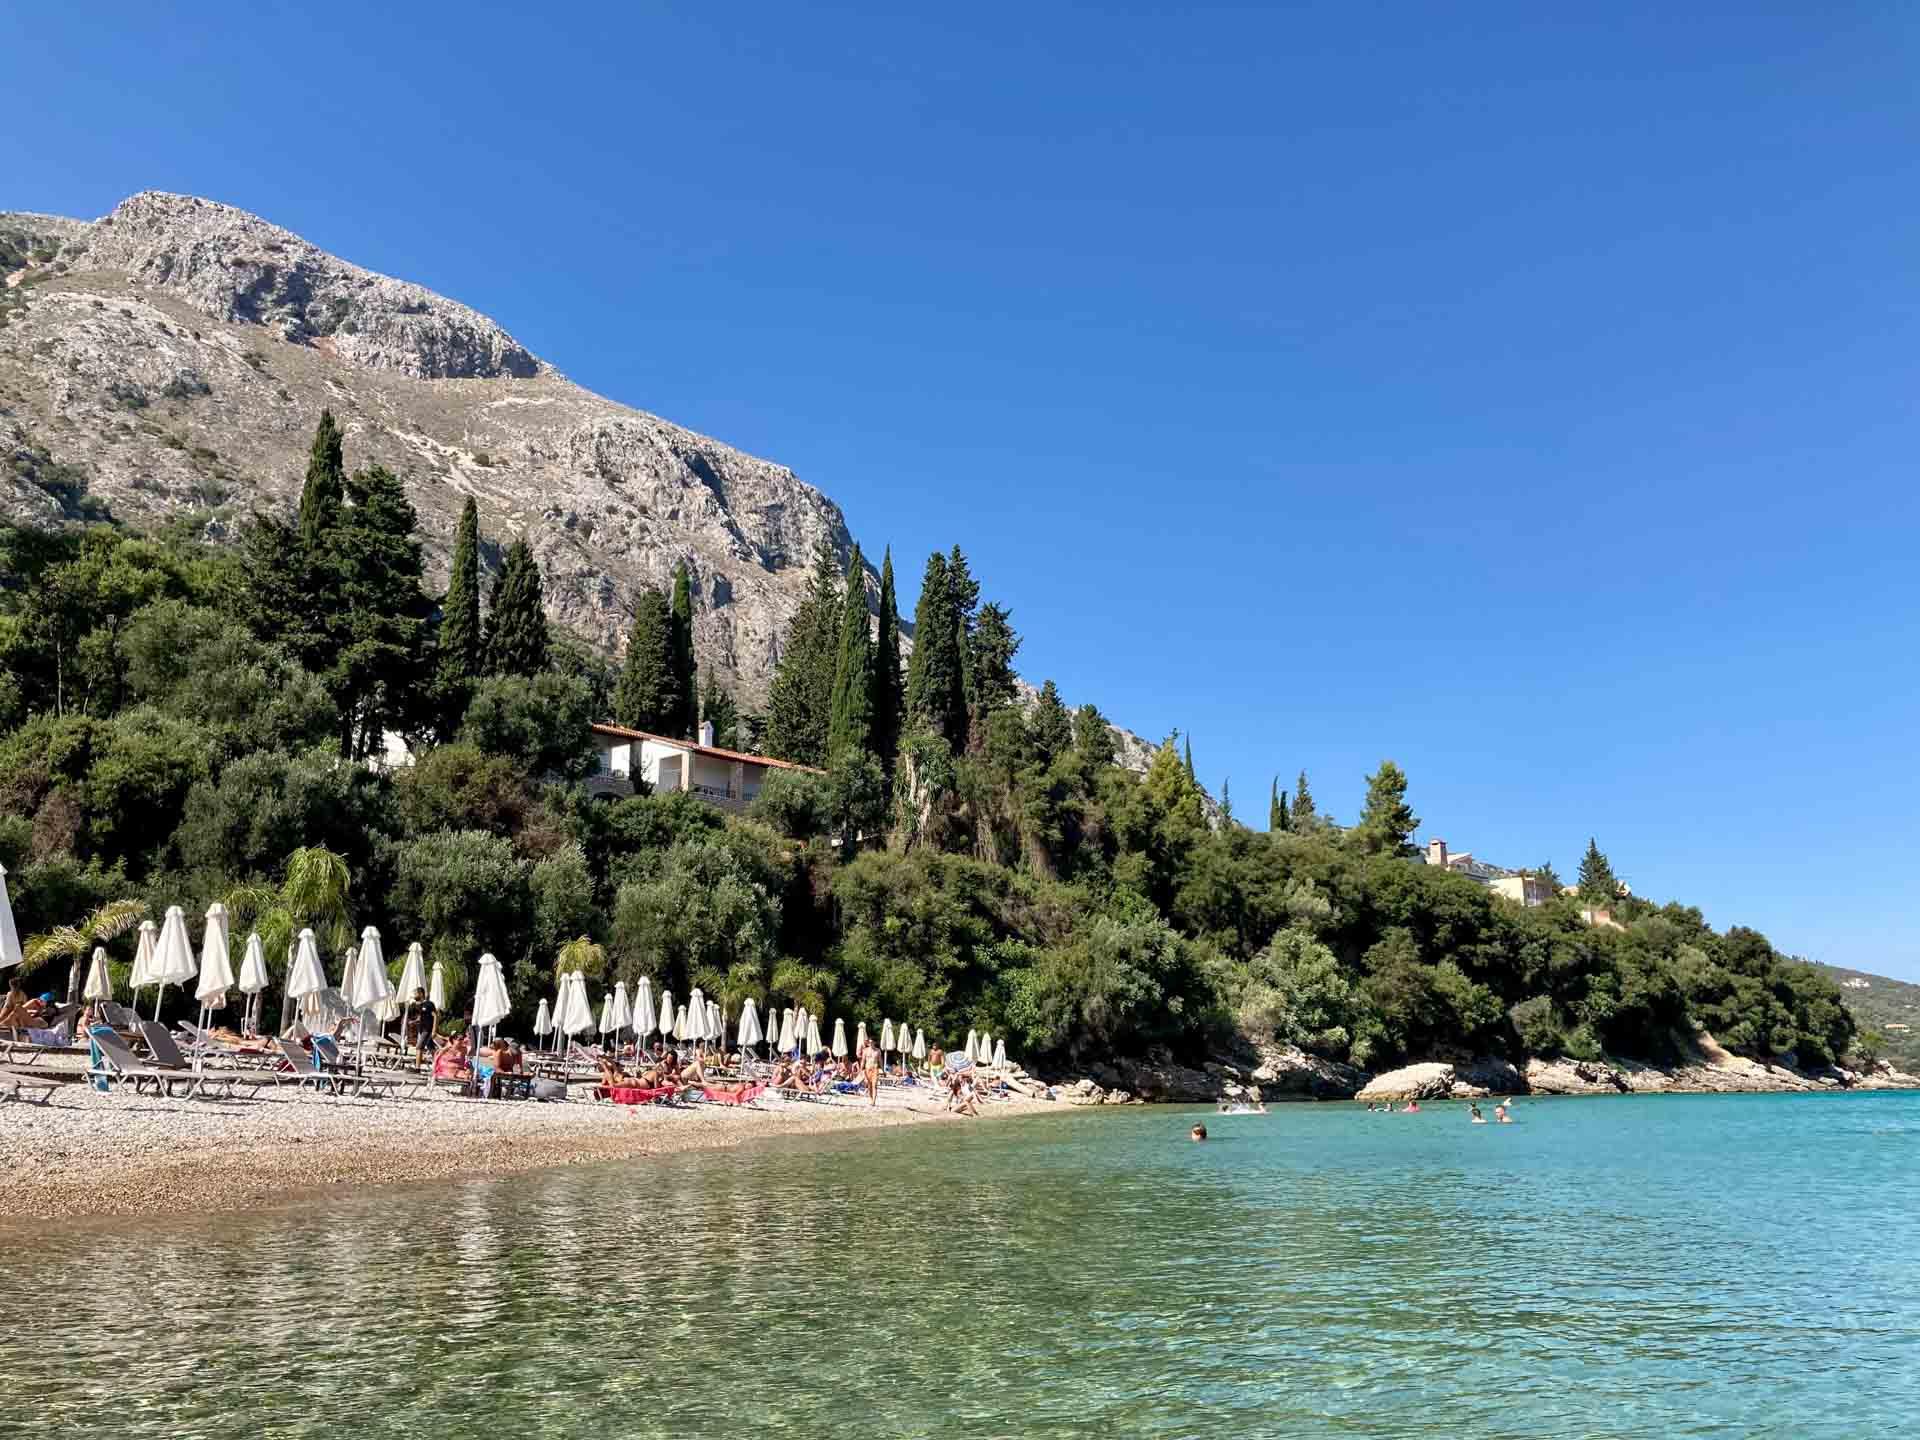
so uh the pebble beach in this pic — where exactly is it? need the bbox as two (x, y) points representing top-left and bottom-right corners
(0, 1065), (1057, 1224)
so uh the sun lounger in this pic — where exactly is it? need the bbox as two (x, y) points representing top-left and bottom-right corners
(0, 1066), (60, 1105)
(88, 1027), (236, 1099)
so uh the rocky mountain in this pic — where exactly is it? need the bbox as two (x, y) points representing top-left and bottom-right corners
(0, 192), (859, 707)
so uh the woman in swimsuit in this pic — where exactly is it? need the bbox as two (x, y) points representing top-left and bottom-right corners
(863, 1041), (881, 1106)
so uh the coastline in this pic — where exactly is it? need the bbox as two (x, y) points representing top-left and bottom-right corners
(0, 1076), (1058, 1225)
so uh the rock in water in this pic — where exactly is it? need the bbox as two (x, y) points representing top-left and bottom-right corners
(1355, 1062), (1456, 1102)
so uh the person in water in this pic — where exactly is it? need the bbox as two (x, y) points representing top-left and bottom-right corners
(1495, 1102), (1512, 1123)
(1403, 1100), (1420, 1114)
(1190, 1123), (1207, 1142)
(1469, 1103), (1484, 1123)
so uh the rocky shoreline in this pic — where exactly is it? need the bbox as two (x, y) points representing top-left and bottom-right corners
(1051, 1040), (1920, 1106)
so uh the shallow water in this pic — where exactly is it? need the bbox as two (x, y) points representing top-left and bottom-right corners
(12, 1091), (1919, 1436)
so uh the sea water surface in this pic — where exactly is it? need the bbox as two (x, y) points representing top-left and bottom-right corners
(12, 1092), (1919, 1437)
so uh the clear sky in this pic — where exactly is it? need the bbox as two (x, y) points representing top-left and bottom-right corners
(7, 3), (1919, 977)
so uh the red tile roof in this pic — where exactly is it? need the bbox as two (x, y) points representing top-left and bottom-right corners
(590, 722), (825, 774)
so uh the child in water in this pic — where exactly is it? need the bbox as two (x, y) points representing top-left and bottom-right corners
(1190, 1123), (1207, 1142)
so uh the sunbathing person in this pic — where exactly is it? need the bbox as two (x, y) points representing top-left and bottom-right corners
(433, 1035), (473, 1080)
(0, 982), (40, 1029)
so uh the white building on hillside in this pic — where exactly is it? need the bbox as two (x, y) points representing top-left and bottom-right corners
(588, 721), (821, 811)
(1424, 838), (1556, 907)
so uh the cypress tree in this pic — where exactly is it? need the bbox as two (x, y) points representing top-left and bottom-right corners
(328, 464), (433, 756)
(827, 543), (873, 760)
(1270, 777), (1288, 832)
(871, 547), (903, 770)
(1030, 680), (1073, 766)
(485, 538), (549, 677)
(611, 586), (679, 733)
(905, 550), (965, 745)
(764, 540), (842, 765)
(1184, 735), (1195, 785)
(298, 408), (345, 548)
(670, 560), (697, 738)
(700, 672), (739, 750)
(433, 496), (482, 736)
(1293, 769), (1317, 827)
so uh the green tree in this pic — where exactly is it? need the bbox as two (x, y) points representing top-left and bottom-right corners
(1353, 759), (1419, 856)
(1184, 734), (1195, 785)
(669, 560), (697, 738)
(700, 672), (739, 749)
(904, 549), (965, 746)
(1269, 777), (1288, 833)
(1578, 838), (1619, 902)
(1029, 681), (1074, 766)
(433, 495), (482, 737)
(484, 539), (548, 678)
(871, 547), (904, 771)
(325, 464), (434, 757)
(611, 587), (679, 734)
(1292, 770), (1317, 828)
(966, 601), (1020, 731)
(763, 540), (841, 766)
(457, 671), (596, 779)
(827, 542), (874, 760)
(297, 409), (345, 548)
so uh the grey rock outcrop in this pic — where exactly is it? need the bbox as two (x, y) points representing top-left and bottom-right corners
(1355, 1061), (1456, 1102)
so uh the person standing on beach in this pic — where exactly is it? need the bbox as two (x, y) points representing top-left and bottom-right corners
(863, 1038), (881, 1105)
(409, 987), (438, 1067)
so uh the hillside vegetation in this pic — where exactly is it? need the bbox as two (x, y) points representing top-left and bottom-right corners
(0, 414), (1858, 1076)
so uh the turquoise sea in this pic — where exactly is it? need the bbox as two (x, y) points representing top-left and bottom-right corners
(13, 1091), (1919, 1437)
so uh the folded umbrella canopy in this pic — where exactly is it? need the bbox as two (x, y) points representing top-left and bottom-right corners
(534, 997), (552, 1042)
(597, 991), (614, 1039)
(237, 933), (269, 1037)
(685, 987), (706, 1049)
(0, 862), (20, 972)
(84, 947), (114, 1005)
(472, 952), (512, 1046)
(993, 1037), (1008, 1068)
(561, 971), (595, 1044)
(347, 926), (395, 1068)
(708, 999), (723, 1049)
(612, 981), (632, 1045)
(881, 1019), (896, 1059)
(150, 905), (199, 1020)
(428, 961), (448, 1012)
(913, 1028), (927, 1062)
(978, 1031), (993, 1066)
(128, 918), (159, 1000)
(192, 902), (237, 1061)
(393, 941), (428, 1047)
(737, 997), (763, 1051)
(777, 1007), (796, 1055)
(964, 1030), (979, 1063)
(284, 928), (328, 1035)
(805, 1012), (822, 1057)
(634, 977), (657, 1042)
(855, 1021), (868, 1057)
(671, 1001), (691, 1043)
(831, 1017), (848, 1059)
(657, 988), (676, 1046)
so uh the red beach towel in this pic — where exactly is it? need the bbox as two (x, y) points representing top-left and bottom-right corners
(698, 1083), (766, 1106)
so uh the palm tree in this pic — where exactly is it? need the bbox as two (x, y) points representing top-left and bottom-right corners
(555, 935), (606, 982)
(225, 847), (354, 1029)
(20, 898), (146, 1005)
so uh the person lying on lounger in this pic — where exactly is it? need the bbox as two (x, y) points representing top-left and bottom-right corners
(434, 1035), (473, 1080)
(0, 982), (43, 1029)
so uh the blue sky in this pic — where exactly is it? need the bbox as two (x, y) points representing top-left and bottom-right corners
(7, 3), (1920, 977)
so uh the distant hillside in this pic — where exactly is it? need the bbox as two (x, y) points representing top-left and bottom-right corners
(1817, 964), (1920, 1070)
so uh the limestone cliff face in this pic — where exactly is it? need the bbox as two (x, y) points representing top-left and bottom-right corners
(0, 192), (857, 704)
(0, 190), (1169, 766)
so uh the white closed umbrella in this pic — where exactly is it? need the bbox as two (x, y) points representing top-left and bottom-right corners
(634, 977), (657, 1042)
(191, 902), (236, 1059)
(534, 997), (552, 1043)
(127, 918), (159, 1012)
(237, 932), (269, 1037)
(685, 987), (706, 1050)
(284, 928), (327, 1035)
(428, 961), (448, 1012)
(796, 1007), (811, 1055)
(0, 862), (20, 972)
(778, 1007), (796, 1054)
(149, 905), (198, 1020)
(560, 971), (595, 1046)
(472, 952), (511, 1048)
(597, 991), (615, 1039)
(348, 926), (395, 1067)
(393, 941), (427, 1049)
(672, 1001), (691, 1043)
(978, 1031), (993, 1065)
(84, 946), (114, 1004)
(658, 988), (676, 1045)
(993, 1037), (1008, 1068)
(708, 999), (723, 1049)
(805, 1012), (823, 1057)
(964, 1029), (979, 1063)
(913, 1028), (927, 1062)
(855, 1020), (868, 1057)
(881, 1019), (896, 1059)
(612, 981), (632, 1045)
(738, 997), (763, 1051)
(831, 1017), (848, 1059)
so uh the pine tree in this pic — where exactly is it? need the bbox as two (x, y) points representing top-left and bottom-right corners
(871, 547), (903, 770)
(1293, 770), (1317, 827)
(485, 538), (549, 677)
(1577, 838), (1619, 902)
(669, 560), (697, 738)
(1354, 759), (1419, 856)
(764, 540), (842, 765)
(1029, 680), (1073, 766)
(904, 550), (965, 746)
(611, 586), (679, 733)
(298, 409), (345, 548)
(967, 601), (1020, 728)
(1071, 703), (1115, 777)
(327, 464), (433, 756)
(700, 672), (739, 749)
(827, 542), (874, 760)
(1270, 777), (1289, 833)
(433, 495), (482, 737)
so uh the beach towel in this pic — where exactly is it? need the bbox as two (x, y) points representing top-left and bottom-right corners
(604, 1084), (674, 1105)
(699, 1082), (765, 1106)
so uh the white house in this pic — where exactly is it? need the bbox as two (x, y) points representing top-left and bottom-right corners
(588, 721), (821, 811)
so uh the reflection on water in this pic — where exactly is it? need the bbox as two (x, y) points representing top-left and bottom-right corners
(14, 1093), (1920, 1437)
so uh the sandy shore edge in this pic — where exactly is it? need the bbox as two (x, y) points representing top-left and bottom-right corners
(0, 1074), (1060, 1225)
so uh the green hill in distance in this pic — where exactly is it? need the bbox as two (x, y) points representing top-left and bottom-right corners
(1817, 964), (1920, 1071)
